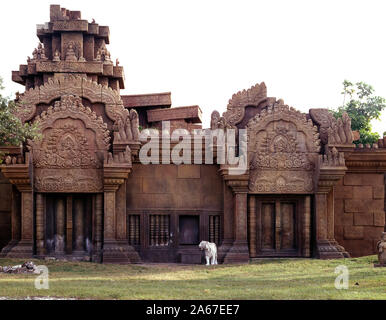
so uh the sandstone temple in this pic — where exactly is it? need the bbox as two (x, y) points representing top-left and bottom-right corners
(0, 5), (384, 263)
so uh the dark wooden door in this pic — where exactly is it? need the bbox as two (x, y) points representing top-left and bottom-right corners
(179, 215), (200, 245)
(256, 197), (300, 257)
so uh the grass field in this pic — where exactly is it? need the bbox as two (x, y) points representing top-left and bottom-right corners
(0, 255), (384, 300)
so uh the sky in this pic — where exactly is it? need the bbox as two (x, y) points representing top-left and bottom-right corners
(1, 0), (386, 132)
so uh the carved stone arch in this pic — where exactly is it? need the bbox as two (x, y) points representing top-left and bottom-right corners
(222, 82), (275, 127)
(247, 101), (321, 193)
(16, 75), (126, 123)
(28, 94), (110, 193)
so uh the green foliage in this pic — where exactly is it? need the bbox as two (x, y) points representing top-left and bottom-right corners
(330, 80), (386, 145)
(0, 77), (40, 162)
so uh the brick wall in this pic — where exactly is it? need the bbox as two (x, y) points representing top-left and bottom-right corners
(334, 173), (385, 257)
(0, 172), (12, 251)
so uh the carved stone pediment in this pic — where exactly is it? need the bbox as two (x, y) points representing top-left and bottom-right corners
(28, 94), (110, 193)
(211, 82), (276, 130)
(247, 102), (321, 194)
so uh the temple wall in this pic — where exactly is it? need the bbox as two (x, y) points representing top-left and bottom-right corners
(0, 172), (12, 251)
(126, 164), (223, 211)
(334, 172), (385, 257)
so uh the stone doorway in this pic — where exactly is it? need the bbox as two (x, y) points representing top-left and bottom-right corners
(248, 195), (311, 258)
(38, 194), (103, 261)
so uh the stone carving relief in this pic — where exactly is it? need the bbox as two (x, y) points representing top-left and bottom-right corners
(31, 43), (47, 61)
(104, 146), (132, 166)
(64, 41), (85, 62)
(53, 49), (61, 62)
(376, 232), (386, 266)
(309, 109), (354, 145)
(210, 82), (277, 131)
(319, 146), (345, 167)
(248, 101), (321, 194)
(35, 169), (103, 193)
(224, 83), (268, 126)
(95, 43), (112, 64)
(113, 109), (140, 143)
(28, 94), (110, 193)
(15, 75), (126, 123)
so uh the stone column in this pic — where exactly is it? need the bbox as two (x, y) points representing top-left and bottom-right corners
(217, 170), (234, 262)
(35, 193), (45, 256)
(116, 183), (127, 240)
(315, 192), (328, 240)
(55, 198), (65, 254)
(11, 187), (21, 242)
(103, 160), (141, 264)
(92, 193), (103, 262)
(102, 180), (141, 264)
(316, 169), (350, 259)
(248, 196), (257, 258)
(104, 189), (116, 242)
(2, 186), (35, 258)
(223, 177), (250, 264)
(66, 196), (73, 254)
(74, 198), (84, 253)
(303, 195), (311, 257)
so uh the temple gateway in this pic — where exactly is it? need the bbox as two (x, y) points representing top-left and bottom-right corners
(0, 5), (384, 263)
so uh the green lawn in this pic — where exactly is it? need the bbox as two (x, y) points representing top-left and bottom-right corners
(0, 255), (384, 299)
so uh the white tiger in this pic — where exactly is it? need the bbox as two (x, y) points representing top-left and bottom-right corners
(198, 241), (218, 265)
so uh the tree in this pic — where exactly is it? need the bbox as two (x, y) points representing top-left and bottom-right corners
(0, 77), (40, 162)
(331, 80), (386, 145)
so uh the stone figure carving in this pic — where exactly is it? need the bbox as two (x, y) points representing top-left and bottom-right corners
(309, 109), (353, 145)
(130, 109), (140, 141)
(198, 241), (218, 266)
(5, 156), (12, 165)
(210, 110), (221, 130)
(124, 110), (133, 140)
(116, 116), (127, 141)
(319, 146), (345, 167)
(104, 146), (132, 166)
(53, 49), (61, 62)
(65, 42), (78, 62)
(96, 44), (112, 64)
(113, 109), (137, 142)
(31, 43), (47, 61)
(376, 232), (386, 266)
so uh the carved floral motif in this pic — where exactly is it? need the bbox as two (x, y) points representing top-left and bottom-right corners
(247, 101), (320, 193)
(35, 169), (103, 193)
